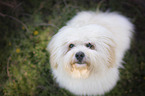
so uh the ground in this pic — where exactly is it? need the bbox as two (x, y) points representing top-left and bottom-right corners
(0, 0), (145, 96)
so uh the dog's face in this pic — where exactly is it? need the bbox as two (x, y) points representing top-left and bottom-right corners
(48, 25), (116, 79)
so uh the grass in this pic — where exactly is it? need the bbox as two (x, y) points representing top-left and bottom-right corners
(0, 0), (145, 96)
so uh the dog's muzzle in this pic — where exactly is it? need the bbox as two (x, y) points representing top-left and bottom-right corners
(75, 51), (85, 64)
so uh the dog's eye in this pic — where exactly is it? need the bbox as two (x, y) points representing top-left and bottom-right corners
(69, 44), (75, 48)
(86, 43), (94, 49)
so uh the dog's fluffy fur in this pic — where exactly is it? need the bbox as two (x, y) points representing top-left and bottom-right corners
(47, 11), (133, 95)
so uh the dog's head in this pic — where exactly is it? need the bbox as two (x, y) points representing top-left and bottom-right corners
(47, 24), (116, 79)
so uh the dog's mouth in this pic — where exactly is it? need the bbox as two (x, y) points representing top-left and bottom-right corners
(74, 62), (87, 68)
(70, 62), (90, 79)
(72, 61), (89, 68)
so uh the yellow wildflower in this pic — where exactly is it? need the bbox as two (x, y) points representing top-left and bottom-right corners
(16, 48), (20, 53)
(48, 36), (51, 40)
(22, 26), (25, 30)
(8, 42), (11, 46)
(33, 30), (39, 35)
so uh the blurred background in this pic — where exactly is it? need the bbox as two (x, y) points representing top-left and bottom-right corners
(0, 0), (145, 96)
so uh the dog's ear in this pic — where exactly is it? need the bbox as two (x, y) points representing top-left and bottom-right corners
(105, 39), (116, 68)
(50, 54), (58, 69)
(107, 44), (116, 68)
(47, 38), (58, 69)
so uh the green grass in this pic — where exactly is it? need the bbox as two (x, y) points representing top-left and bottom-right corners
(0, 0), (145, 96)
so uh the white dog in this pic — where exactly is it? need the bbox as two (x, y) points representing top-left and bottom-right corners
(47, 11), (133, 95)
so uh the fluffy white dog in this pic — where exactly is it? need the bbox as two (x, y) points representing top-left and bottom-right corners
(47, 11), (133, 95)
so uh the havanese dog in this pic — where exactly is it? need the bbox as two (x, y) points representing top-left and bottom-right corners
(47, 11), (134, 96)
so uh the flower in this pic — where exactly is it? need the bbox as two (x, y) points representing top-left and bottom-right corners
(33, 30), (39, 35)
(8, 42), (11, 46)
(22, 26), (25, 30)
(48, 36), (51, 40)
(16, 48), (20, 53)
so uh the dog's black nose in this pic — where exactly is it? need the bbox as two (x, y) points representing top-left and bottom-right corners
(75, 51), (85, 62)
